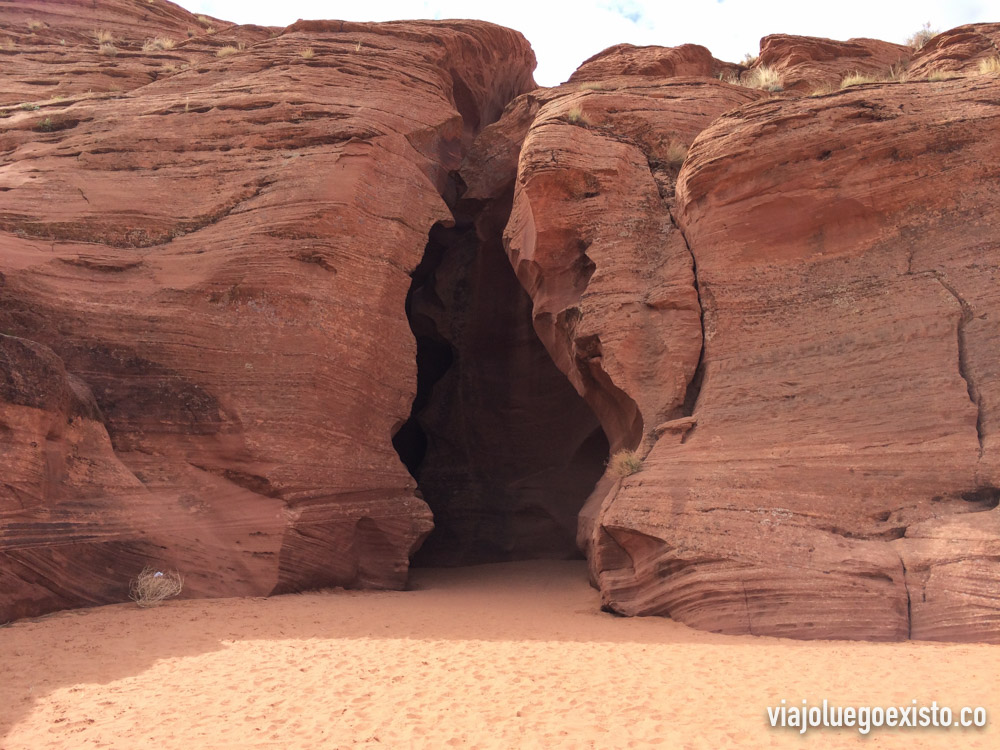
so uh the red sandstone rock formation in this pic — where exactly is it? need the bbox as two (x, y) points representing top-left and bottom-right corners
(2, 1), (999, 643)
(0, 0), (536, 620)
(471, 39), (1000, 642)
(755, 34), (910, 91)
(907, 23), (1000, 78)
(594, 76), (1000, 642)
(569, 43), (737, 83)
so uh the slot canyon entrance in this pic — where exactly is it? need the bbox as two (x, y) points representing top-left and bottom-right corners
(392, 191), (609, 567)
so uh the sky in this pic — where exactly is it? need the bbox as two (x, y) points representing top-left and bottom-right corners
(176, 1), (1000, 86)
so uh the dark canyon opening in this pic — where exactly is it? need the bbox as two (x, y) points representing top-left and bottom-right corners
(392, 188), (610, 567)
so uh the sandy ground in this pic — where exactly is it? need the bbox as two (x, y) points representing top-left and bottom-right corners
(0, 561), (997, 749)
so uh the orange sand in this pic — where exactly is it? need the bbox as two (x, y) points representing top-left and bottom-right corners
(1, 561), (997, 749)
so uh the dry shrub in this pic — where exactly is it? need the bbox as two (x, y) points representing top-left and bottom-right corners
(979, 56), (1000, 75)
(216, 45), (240, 58)
(665, 140), (688, 167)
(840, 71), (880, 88)
(741, 52), (759, 66)
(98, 43), (118, 57)
(906, 22), (938, 50)
(143, 37), (175, 52)
(197, 14), (213, 27)
(27, 19), (46, 32)
(567, 105), (591, 125)
(300, 47), (315, 59)
(609, 449), (643, 478)
(927, 70), (960, 81)
(94, 29), (114, 44)
(130, 567), (183, 607)
(748, 65), (783, 91)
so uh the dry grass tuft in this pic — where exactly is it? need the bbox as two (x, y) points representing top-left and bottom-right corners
(741, 52), (759, 66)
(143, 37), (175, 52)
(746, 65), (783, 92)
(27, 19), (46, 32)
(579, 81), (607, 91)
(979, 56), (1000, 75)
(197, 14), (213, 27)
(840, 71), (880, 88)
(807, 85), (835, 97)
(98, 42), (118, 57)
(216, 44), (242, 58)
(906, 22), (938, 50)
(94, 29), (114, 44)
(130, 567), (183, 608)
(887, 63), (910, 83)
(609, 449), (643, 478)
(927, 70), (960, 82)
(1, 38), (14, 51)
(665, 140), (688, 167)
(300, 47), (315, 59)
(567, 105), (592, 125)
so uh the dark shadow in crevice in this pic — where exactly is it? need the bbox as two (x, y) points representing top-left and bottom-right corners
(393, 188), (609, 567)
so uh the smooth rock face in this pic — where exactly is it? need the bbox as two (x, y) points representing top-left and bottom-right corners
(0, 1), (536, 620)
(595, 77), (1000, 641)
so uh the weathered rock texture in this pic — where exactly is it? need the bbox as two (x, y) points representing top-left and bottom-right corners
(463, 33), (1000, 641)
(908, 23), (1000, 78)
(570, 43), (737, 83)
(756, 34), (910, 91)
(593, 76), (1000, 642)
(3, 1), (1000, 643)
(0, 0), (535, 620)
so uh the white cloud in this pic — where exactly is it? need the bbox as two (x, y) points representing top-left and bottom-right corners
(177, 0), (1000, 85)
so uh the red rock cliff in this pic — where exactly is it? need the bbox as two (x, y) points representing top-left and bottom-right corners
(2, 3), (999, 643)
(0, 0), (536, 620)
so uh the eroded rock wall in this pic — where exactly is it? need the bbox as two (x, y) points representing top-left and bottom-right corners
(0, 0), (536, 619)
(3, 3), (1000, 643)
(474, 35), (1000, 641)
